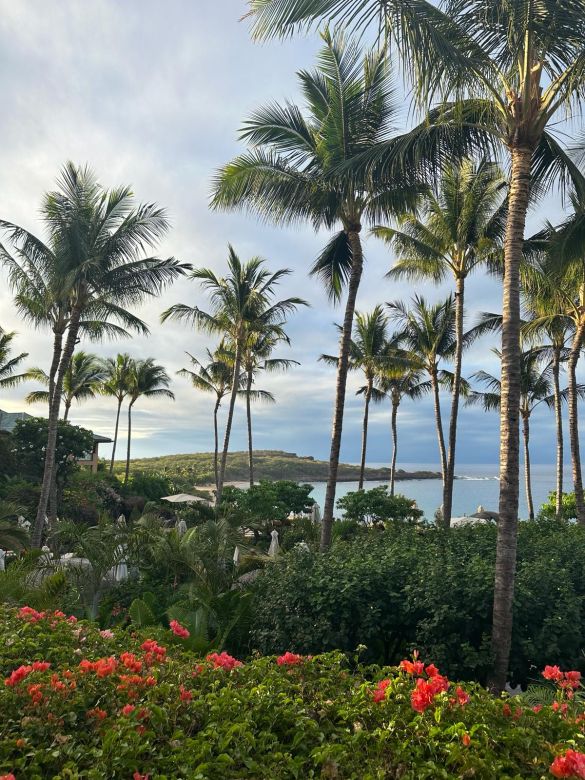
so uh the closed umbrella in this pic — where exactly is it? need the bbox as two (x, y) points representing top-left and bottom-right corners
(268, 530), (280, 558)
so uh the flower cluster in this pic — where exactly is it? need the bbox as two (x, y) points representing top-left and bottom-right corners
(169, 620), (190, 639)
(79, 657), (118, 677)
(550, 750), (585, 778)
(543, 666), (582, 695)
(276, 652), (303, 666)
(140, 639), (167, 665)
(206, 652), (243, 671)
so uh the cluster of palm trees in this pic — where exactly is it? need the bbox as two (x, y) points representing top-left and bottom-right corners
(215, 0), (585, 689)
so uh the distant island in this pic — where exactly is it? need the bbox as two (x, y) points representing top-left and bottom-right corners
(120, 450), (442, 485)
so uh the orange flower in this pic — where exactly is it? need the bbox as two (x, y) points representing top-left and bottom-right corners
(462, 733), (471, 747)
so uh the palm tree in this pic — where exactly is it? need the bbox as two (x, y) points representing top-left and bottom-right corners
(240, 328), (299, 487)
(247, 0), (585, 694)
(177, 343), (235, 491)
(101, 353), (133, 474)
(162, 246), (306, 505)
(0, 327), (28, 389)
(124, 358), (175, 484)
(0, 163), (187, 546)
(376, 358), (430, 496)
(211, 32), (420, 548)
(468, 348), (580, 520)
(387, 295), (459, 499)
(25, 351), (106, 421)
(320, 306), (393, 489)
(373, 158), (507, 524)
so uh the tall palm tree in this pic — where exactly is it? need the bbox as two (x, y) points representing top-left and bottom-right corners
(124, 358), (174, 484)
(25, 351), (106, 421)
(101, 353), (133, 474)
(247, 0), (585, 694)
(468, 348), (580, 520)
(211, 32), (420, 548)
(177, 343), (235, 491)
(0, 163), (187, 546)
(373, 158), (507, 524)
(162, 246), (306, 505)
(240, 328), (299, 487)
(376, 358), (430, 496)
(320, 306), (392, 489)
(0, 327), (28, 390)
(388, 295), (469, 504)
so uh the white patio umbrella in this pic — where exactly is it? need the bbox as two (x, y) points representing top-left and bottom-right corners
(268, 529), (280, 558)
(162, 493), (213, 506)
(311, 504), (322, 524)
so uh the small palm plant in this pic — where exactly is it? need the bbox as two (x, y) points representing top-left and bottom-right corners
(0, 327), (28, 390)
(101, 354), (133, 473)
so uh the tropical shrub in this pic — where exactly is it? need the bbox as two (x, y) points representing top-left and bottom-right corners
(336, 486), (423, 524)
(0, 605), (583, 779)
(124, 471), (175, 502)
(11, 418), (94, 485)
(539, 492), (582, 521)
(249, 521), (585, 686)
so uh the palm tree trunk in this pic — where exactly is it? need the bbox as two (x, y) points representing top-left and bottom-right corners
(33, 306), (82, 547)
(390, 397), (399, 497)
(552, 348), (564, 519)
(522, 413), (534, 520)
(246, 368), (254, 488)
(124, 401), (134, 485)
(47, 325), (64, 406)
(213, 397), (221, 491)
(443, 275), (465, 527)
(489, 145), (532, 693)
(320, 227), (364, 551)
(568, 320), (585, 524)
(358, 380), (372, 490)
(63, 399), (71, 422)
(430, 366), (447, 488)
(109, 398), (123, 474)
(216, 343), (242, 507)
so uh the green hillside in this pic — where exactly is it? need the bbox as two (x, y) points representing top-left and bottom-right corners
(117, 450), (441, 486)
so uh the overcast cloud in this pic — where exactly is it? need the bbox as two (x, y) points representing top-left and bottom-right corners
(0, 1), (577, 467)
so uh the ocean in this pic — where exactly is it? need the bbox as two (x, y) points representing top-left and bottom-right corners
(309, 463), (570, 520)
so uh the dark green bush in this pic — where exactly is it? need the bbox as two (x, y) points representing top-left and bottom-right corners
(336, 486), (423, 524)
(249, 521), (585, 686)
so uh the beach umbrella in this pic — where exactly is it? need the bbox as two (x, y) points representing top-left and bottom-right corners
(311, 504), (321, 524)
(268, 529), (280, 558)
(162, 493), (213, 506)
(233, 545), (241, 566)
(176, 519), (187, 537)
(0, 549), (5, 571)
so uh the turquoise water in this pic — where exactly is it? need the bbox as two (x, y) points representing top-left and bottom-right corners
(309, 463), (571, 520)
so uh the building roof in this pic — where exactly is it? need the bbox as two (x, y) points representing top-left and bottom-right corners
(0, 409), (112, 443)
(0, 409), (33, 432)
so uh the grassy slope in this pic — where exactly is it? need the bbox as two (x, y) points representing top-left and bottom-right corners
(118, 450), (441, 484)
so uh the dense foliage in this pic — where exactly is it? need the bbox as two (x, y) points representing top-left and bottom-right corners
(1, 605), (584, 779)
(336, 487), (423, 525)
(11, 418), (94, 485)
(249, 521), (585, 687)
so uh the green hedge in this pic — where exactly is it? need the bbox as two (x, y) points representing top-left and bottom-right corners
(0, 605), (583, 778)
(249, 521), (585, 685)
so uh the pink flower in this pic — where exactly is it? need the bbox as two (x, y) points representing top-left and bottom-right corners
(0, 773), (16, 780)
(276, 652), (303, 666)
(543, 665), (564, 682)
(133, 773), (150, 780)
(32, 661), (50, 672)
(121, 704), (135, 716)
(99, 629), (114, 639)
(170, 619), (190, 639)
(206, 652), (242, 671)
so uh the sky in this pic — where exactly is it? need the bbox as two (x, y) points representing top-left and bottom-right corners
(0, 0), (578, 467)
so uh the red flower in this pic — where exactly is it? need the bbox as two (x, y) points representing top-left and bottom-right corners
(276, 652), (303, 666)
(206, 652), (243, 671)
(543, 665), (564, 682)
(18, 606), (45, 622)
(141, 640), (166, 664)
(4, 665), (32, 687)
(0, 774), (16, 780)
(427, 674), (449, 696)
(87, 708), (107, 720)
(550, 750), (585, 778)
(170, 619), (190, 639)
(121, 652), (142, 673)
(133, 773), (150, 780)
(121, 704), (135, 716)
(372, 679), (391, 703)
(461, 733), (471, 747)
(400, 659), (425, 676)
(410, 679), (436, 713)
(425, 664), (439, 678)
(27, 683), (43, 704)
(32, 661), (50, 672)
(456, 686), (470, 706)
(563, 671), (582, 689)
(179, 685), (193, 702)
(502, 703), (512, 717)
(532, 705), (543, 713)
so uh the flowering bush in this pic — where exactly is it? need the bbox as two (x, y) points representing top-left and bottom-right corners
(0, 606), (584, 778)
